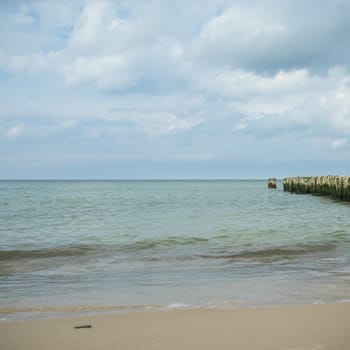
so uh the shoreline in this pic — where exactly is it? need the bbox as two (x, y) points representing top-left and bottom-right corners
(1, 302), (349, 350)
(2, 299), (349, 321)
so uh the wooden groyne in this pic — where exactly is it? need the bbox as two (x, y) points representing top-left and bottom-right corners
(283, 176), (350, 201)
(268, 178), (277, 189)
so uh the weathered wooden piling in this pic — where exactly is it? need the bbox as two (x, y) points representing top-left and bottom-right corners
(283, 176), (350, 201)
(268, 178), (277, 189)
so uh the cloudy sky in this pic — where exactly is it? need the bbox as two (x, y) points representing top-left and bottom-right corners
(1, 0), (350, 179)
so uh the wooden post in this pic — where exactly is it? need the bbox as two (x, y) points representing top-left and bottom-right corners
(268, 178), (277, 189)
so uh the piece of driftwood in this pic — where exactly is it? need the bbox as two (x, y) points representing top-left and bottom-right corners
(74, 325), (92, 329)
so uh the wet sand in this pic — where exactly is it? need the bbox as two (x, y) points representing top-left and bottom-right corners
(0, 303), (349, 350)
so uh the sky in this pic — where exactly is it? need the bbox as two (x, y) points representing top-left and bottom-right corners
(1, 0), (350, 179)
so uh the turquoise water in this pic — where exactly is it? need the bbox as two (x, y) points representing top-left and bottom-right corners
(1, 180), (350, 318)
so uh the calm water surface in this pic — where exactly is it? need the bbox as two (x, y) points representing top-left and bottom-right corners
(1, 180), (350, 319)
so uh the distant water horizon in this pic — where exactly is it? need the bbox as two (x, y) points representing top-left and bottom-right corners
(1, 180), (350, 319)
(0, 178), (275, 181)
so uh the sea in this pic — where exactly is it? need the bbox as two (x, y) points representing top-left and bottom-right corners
(1, 180), (350, 320)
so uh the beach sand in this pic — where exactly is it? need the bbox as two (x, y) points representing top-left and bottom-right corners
(0, 303), (349, 350)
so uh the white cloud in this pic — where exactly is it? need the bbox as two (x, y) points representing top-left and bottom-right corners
(330, 138), (348, 149)
(62, 54), (134, 89)
(68, 1), (117, 53)
(195, 68), (312, 101)
(60, 120), (78, 129)
(137, 113), (202, 137)
(7, 5), (35, 26)
(4, 125), (24, 139)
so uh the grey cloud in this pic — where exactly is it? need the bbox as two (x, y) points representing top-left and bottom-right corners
(190, 0), (350, 73)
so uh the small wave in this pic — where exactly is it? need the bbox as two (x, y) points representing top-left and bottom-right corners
(0, 237), (340, 264)
(122, 236), (210, 251)
(328, 230), (350, 241)
(134, 241), (338, 264)
(0, 304), (161, 315)
(0, 245), (97, 261)
(0, 236), (210, 263)
(198, 242), (337, 261)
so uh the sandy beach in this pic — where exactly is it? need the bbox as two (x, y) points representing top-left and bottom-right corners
(1, 303), (349, 350)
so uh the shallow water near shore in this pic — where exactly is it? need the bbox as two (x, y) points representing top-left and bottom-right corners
(1, 180), (350, 319)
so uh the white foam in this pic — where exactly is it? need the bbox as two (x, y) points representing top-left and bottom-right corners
(335, 299), (350, 304)
(167, 302), (190, 309)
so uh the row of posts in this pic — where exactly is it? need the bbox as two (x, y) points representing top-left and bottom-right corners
(268, 176), (350, 201)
